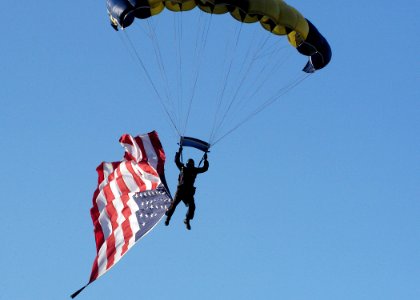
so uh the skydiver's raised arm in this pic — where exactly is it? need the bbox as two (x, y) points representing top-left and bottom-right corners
(175, 147), (183, 170)
(196, 155), (209, 174)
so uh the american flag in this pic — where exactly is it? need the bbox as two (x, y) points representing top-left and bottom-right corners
(71, 131), (172, 298)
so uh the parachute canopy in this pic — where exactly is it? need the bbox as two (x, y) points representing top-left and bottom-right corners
(106, 1), (332, 148)
(107, 0), (331, 72)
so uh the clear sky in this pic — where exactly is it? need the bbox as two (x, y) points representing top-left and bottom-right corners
(1, 1), (419, 300)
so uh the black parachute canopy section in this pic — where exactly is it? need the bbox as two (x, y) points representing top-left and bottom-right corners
(297, 19), (332, 73)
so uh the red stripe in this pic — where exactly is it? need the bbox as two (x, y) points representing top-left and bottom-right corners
(90, 163), (110, 252)
(148, 131), (166, 176)
(90, 161), (120, 254)
(139, 161), (159, 177)
(96, 163), (106, 186)
(89, 257), (99, 283)
(119, 134), (132, 145)
(101, 172), (119, 270)
(136, 134), (159, 189)
(105, 237), (116, 270)
(115, 167), (130, 195)
(90, 205), (103, 252)
(120, 197), (134, 256)
(120, 134), (136, 161)
(115, 167), (134, 256)
(133, 136), (159, 177)
(125, 162), (146, 191)
(134, 136), (147, 162)
(89, 163), (108, 281)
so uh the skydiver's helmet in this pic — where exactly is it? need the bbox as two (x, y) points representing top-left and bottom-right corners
(186, 159), (195, 168)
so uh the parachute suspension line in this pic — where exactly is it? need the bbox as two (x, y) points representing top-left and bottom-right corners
(132, 21), (181, 131)
(209, 23), (243, 143)
(116, 30), (142, 67)
(247, 72), (310, 123)
(240, 46), (293, 113)
(252, 32), (289, 61)
(253, 43), (289, 60)
(181, 11), (213, 136)
(209, 27), (271, 143)
(216, 32), (293, 144)
(121, 31), (180, 136)
(227, 33), (278, 115)
(174, 12), (184, 135)
(235, 35), (293, 117)
(145, 19), (179, 128)
(211, 73), (311, 147)
(213, 34), (294, 143)
(209, 21), (244, 144)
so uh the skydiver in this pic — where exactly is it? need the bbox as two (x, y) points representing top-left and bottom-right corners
(165, 146), (209, 230)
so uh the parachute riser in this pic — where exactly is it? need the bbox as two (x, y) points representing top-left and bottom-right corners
(178, 136), (210, 166)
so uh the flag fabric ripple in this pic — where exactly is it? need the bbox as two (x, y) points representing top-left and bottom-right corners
(71, 131), (172, 298)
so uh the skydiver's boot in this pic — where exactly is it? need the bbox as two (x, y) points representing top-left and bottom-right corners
(165, 216), (170, 226)
(184, 219), (191, 230)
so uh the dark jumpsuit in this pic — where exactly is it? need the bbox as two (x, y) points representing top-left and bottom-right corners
(166, 151), (209, 221)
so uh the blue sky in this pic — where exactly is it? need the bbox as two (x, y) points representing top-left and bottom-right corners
(1, 1), (419, 299)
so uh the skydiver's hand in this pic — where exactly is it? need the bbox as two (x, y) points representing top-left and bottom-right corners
(179, 146), (183, 152)
(204, 153), (208, 160)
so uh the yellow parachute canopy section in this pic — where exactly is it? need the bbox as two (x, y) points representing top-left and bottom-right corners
(108, 0), (309, 49)
(107, 0), (331, 71)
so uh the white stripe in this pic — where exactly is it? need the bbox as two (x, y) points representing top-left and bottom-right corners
(109, 179), (121, 198)
(132, 163), (153, 190)
(97, 182), (121, 240)
(97, 194), (140, 278)
(96, 189), (108, 214)
(137, 164), (161, 187)
(140, 134), (158, 170)
(97, 198), (126, 270)
(101, 163), (115, 184)
(96, 188), (113, 240)
(96, 242), (109, 278)
(142, 171), (161, 185)
(98, 206), (112, 239)
(106, 164), (142, 261)
(119, 162), (142, 193)
(107, 171), (128, 261)
(105, 241), (135, 277)
(112, 215), (125, 262)
(96, 175), (124, 240)
(122, 135), (143, 161)
(127, 196), (140, 241)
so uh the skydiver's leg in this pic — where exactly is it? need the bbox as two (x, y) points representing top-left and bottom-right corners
(186, 197), (196, 221)
(184, 196), (195, 230)
(165, 190), (182, 225)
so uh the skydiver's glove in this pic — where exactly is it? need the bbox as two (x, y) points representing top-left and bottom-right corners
(204, 153), (208, 160)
